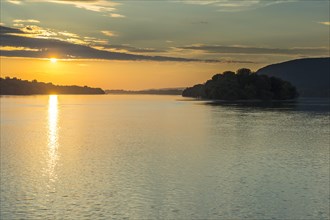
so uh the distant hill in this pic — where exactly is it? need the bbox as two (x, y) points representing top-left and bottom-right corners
(256, 58), (330, 97)
(0, 77), (105, 95)
(106, 88), (183, 95)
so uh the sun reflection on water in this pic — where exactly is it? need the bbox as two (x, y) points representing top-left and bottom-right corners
(47, 95), (59, 183)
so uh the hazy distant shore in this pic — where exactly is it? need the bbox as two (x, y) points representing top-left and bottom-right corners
(105, 88), (183, 95)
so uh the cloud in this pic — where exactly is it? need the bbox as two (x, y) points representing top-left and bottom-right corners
(7, 0), (21, 4)
(9, 24), (87, 45)
(50, 0), (119, 12)
(84, 37), (109, 45)
(7, 0), (120, 13)
(13, 23), (25, 27)
(178, 44), (329, 56)
(19, 25), (58, 37)
(98, 45), (166, 53)
(318, 21), (330, 26)
(0, 46), (40, 51)
(110, 13), (125, 18)
(58, 31), (79, 38)
(0, 26), (218, 62)
(13, 19), (40, 23)
(101, 30), (117, 37)
(177, 0), (292, 12)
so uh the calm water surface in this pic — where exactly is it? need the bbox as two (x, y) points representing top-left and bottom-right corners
(1, 95), (329, 219)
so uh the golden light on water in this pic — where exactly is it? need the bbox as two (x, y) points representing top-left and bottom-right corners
(47, 95), (59, 182)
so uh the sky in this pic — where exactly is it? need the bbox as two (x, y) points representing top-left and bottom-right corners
(0, 0), (329, 90)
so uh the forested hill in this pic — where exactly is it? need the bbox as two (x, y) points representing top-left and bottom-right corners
(256, 58), (330, 97)
(0, 77), (105, 95)
(182, 69), (298, 100)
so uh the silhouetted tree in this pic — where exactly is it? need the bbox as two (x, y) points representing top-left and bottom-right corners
(182, 84), (206, 98)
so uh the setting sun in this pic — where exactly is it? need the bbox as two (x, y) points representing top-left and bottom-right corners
(50, 58), (57, 63)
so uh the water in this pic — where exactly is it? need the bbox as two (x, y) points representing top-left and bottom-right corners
(1, 95), (329, 219)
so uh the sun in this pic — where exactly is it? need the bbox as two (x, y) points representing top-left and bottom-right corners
(50, 58), (57, 63)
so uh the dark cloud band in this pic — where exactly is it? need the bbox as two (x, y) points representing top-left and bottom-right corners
(178, 45), (328, 56)
(0, 26), (218, 62)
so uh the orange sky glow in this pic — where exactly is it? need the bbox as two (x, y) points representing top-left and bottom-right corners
(1, 57), (262, 90)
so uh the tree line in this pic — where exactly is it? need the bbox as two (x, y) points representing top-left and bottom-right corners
(0, 77), (105, 95)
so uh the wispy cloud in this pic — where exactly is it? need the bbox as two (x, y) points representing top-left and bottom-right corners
(178, 44), (329, 56)
(101, 30), (117, 37)
(6, 0), (21, 4)
(110, 13), (125, 18)
(318, 21), (330, 26)
(19, 25), (57, 37)
(178, 0), (292, 12)
(0, 46), (40, 51)
(97, 45), (166, 53)
(58, 31), (79, 38)
(13, 23), (25, 28)
(3, 24), (86, 45)
(13, 19), (40, 23)
(84, 36), (109, 45)
(7, 0), (121, 14)
(50, 0), (119, 12)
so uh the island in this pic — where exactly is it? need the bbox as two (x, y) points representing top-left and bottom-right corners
(182, 68), (298, 100)
(0, 77), (105, 95)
